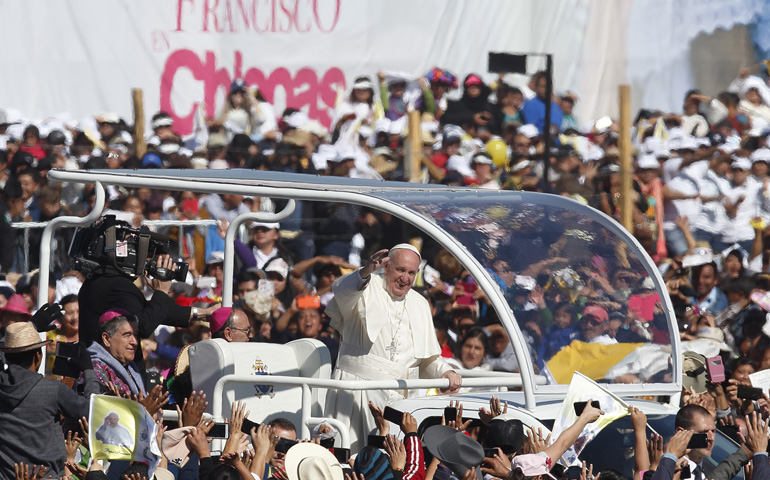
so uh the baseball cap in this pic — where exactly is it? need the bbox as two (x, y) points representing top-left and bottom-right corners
(472, 152), (494, 165)
(464, 74), (483, 87)
(265, 258), (289, 280)
(731, 157), (752, 171)
(142, 153), (163, 168)
(250, 221), (280, 230)
(230, 78), (247, 94)
(581, 305), (608, 323)
(636, 154), (660, 170)
(511, 453), (556, 480)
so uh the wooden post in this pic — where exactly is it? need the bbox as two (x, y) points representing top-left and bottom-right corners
(132, 88), (147, 159)
(406, 109), (421, 182)
(618, 85), (633, 232)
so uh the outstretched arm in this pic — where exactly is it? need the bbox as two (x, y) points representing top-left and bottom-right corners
(543, 400), (604, 465)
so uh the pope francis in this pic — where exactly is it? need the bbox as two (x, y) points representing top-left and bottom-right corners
(325, 243), (462, 450)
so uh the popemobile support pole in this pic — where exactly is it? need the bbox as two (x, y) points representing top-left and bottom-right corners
(221, 202), (296, 307)
(37, 181), (106, 309)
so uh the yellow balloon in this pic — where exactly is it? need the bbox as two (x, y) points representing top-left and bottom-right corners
(486, 139), (508, 167)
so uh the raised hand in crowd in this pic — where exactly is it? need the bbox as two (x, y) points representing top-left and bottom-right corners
(155, 418), (168, 470)
(479, 396), (508, 425)
(706, 382), (729, 412)
(743, 412), (768, 456)
(384, 435), (406, 472)
(65, 460), (89, 480)
(64, 431), (82, 465)
(481, 447), (511, 479)
(717, 414), (737, 431)
(629, 406), (650, 473)
(581, 462), (595, 480)
(401, 411), (418, 435)
(63, 431), (85, 480)
(241, 450), (254, 471)
(522, 425), (551, 455)
(14, 464), (48, 480)
(105, 382), (123, 398)
(219, 451), (251, 480)
(446, 400), (472, 432)
(186, 418), (215, 460)
(648, 433), (664, 470)
(123, 473), (147, 480)
(78, 417), (90, 448)
(133, 385), (170, 416)
(367, 401), (389, 436)
(250, 423), (274, 476)
(178, 390), (209, 427)
(223, 401), (250, 456)
(542, 399), (603, 465)
(344, 473), (366, 480)
(726, 379), (756, 416)
(665, 430), (693, 459)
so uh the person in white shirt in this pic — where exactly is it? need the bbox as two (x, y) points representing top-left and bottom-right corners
(721, 157), (770, 252)
(663, 144), (707, 256)
(681, 90), (710, 137)
(249, 221), (281, 269)
(691, 154), (731, 252)
(750, 148), (770, 182)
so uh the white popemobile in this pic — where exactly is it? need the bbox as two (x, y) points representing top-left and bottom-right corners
(41, 168), (740, 475)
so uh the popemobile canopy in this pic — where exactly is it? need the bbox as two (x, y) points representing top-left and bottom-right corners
(46, 168), (683, 407)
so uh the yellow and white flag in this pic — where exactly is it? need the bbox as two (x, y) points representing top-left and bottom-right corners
(550, 372), (629, 466)
(89, 395), (161, 474)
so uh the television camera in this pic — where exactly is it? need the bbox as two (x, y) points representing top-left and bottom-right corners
(68, 215), (188, 281)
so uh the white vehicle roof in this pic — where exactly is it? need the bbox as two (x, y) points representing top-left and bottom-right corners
(47, 168), (682, 408)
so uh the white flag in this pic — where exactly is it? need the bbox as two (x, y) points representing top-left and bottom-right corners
(550, 372), (629, 466)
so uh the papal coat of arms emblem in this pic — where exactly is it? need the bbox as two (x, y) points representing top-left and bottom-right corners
(252, 357), (274, 398)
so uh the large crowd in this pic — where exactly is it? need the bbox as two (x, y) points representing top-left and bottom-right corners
(4, 63), (770, 479)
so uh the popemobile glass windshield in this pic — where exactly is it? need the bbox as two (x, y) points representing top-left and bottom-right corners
(370, 189), (676, 389)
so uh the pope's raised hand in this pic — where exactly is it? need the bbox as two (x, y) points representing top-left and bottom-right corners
(360, 249), (389, 279)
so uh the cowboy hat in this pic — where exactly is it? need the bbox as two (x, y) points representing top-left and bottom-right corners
(0, 321), (52, 353)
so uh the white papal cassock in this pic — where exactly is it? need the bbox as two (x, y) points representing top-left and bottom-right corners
(324, 269), (452, 451)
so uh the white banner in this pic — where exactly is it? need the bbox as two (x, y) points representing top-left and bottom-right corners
(0, 0), (762, 135)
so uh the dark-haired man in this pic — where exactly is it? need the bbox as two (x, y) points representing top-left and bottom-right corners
(651, 404), (723, 480)
(689, 262), (727, 315)
(0, 322), (98, 478)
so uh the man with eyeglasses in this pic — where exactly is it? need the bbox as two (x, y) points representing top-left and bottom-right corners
(210, 307), (254, 342)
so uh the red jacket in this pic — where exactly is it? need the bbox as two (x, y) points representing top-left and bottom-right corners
(402, 433), (426, 480)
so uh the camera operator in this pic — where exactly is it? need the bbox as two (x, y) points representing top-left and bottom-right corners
(78, 253), (220, 380)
